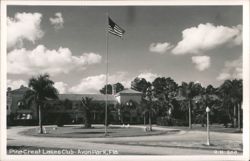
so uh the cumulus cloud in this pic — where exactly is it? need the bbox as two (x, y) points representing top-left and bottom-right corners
(7, 79), (27, 90)
(68, 72), (130, 94)
(67, 71), (163, 94)
(7, 12), (44, 49)
(68, 74), (106, 94)
(7, 45), (102, 75)
(149, 42), (173, 54)
(68, 71), (162, 94)
(191, 55), (211, 71)
(109, 72), (131, 88)
(216, 73), (231, 81)
(217, 56), (242, 81)
(137, 72), (159, 82)
(49, 12), (64, 30)
(54, 81), (68, 94)
(172, 23), (242, 55)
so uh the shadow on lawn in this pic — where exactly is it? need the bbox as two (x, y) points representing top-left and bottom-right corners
(73, 126), (122, 130)
(66, 131), (114, 134)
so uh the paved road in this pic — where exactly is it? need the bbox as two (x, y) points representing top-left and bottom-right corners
(6, 125), (242, 155)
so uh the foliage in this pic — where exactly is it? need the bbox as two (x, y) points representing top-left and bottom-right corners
(218, 79), (243, 127)
(131, 77), (151, 98)
(22, 73), (243, 128)
(100, 84), (112, 94)
(56, 113), (71, 127)
(114, 82), (125, 93)
(81, 97), (93, 128)
(156, 117), (188, 126)
(176, 82), (202, 128)
(152, 77), (178, 117)
(118, 100), (138, 124)
(100, 82), (125, 94)
(141, 85), (158, 131)
(63, 99), (73, 110)
(24, 74), (58, 133)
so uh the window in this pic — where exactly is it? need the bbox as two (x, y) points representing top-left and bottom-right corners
(17, 101), (25, 109)
(16, 113), (33, 120)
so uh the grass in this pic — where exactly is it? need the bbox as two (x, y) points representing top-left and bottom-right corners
(19, 125), (178, 138)
(88, 124), (243, 152)
(93, 140), (243, 152)
(156, 124), (242, 133)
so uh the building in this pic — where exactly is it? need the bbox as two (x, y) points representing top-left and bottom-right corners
(7, 85), (142, 125)
(115, 88), (142, 104)
(7, 85), (37, 125)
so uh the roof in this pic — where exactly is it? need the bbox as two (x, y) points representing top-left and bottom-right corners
(58, 94), (117, 102)
(116, 88), (142, 95)
(10, 85), (31, 94)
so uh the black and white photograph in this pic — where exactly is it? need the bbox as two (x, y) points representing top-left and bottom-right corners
(1, 0), (249, 161)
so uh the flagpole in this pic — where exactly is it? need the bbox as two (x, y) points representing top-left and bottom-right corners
(105, 12), (109, 136)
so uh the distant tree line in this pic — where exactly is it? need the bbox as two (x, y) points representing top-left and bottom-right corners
(129, 77), (242, 129)
(101, 76), (242, 129)
(17, 74), (242, 133)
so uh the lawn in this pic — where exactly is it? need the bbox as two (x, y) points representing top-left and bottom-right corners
(156, 124), (242, 133)
(19, 125), (179, 138)
(93, 139), (243, 152)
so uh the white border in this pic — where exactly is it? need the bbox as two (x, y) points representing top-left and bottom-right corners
(242, 0), (250, 160)
(1, 1), (249, 161)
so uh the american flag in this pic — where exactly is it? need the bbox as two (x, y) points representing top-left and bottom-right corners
(108, 17), (125, 38)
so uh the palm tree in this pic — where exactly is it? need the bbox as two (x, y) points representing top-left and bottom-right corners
(116, 103), (125, 124)
(193, 85), (220, 126)
(117, 101), (137, 124)
(24, 74), (58, 134)
(81, 97), (93, 128)
(175, 82), (202, 129)
(142, 85), (157, 131)
(141, 99), (156, 131)
(218, 79), (242, 128)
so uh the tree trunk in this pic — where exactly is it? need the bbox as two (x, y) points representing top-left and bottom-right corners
(227, 105), (232, 127)
(130, 111), (132, 124)
(121, 112), (124, 124)
(189, 100), (192, 129)
(38, 104), (43, 134)
(233, 104), (237, 128)
(83, 107), (91, 128)
(144, 114), (146, 125)
(201, 116), (205, 127)
(238, 103), (241, 130)
(75, 112), (78, 123)
(149, 111), (152, 131)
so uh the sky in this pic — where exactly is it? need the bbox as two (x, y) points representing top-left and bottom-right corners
(6, 5), (242, 94)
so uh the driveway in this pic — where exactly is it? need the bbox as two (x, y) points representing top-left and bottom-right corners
(6, 125), (242, 155)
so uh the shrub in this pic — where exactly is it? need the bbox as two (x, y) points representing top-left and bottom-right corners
(156, 117), (188, 126)
(56, 113), (71, 127)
